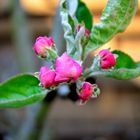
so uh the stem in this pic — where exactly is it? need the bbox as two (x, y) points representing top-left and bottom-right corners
(15, 100), (53, 140)
(29, 102), (52, 140)
(81, 39), (89, 61)
(81, 44), (85, 61)
(86, 71), (100, 77)
(81, 56), (100, 80)
(82, 68), (93, 79)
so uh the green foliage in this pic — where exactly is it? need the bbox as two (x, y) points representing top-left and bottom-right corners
(88, 0), (138, 52)
(76, 0), (93, 31)
(68, 15), (75, 33)
(0, 0), (138, 108)
(0, 74), (47, 108)
(90, 50), (140, 80)
(60, 0), (85, 61)
(60, 0), (138, 61)
(85, 0), (138, 57)
(60, 0), (139, 80)
(60, 0), (93, 61)
(93, 68), (140, 80)
(113, 50), (136, 69)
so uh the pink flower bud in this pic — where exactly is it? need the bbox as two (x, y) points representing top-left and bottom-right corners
(84, 28), (90, 38)
(39, 66), (56, 88)
(55, 52), (82, 83)
(99, 49), (116, 69)
(33, 36), (55, 58)
(78, 82), (93, 102)
(77, 25), (90, 38)
(79, 82), (100, 104)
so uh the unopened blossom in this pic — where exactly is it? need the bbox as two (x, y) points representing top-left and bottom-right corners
(78, 82), (93, 102)
(33, 36), (55, 58)
(78, 82), (100, 104)
(84, 28), (90, 38)
(55, 52), (82, 83)
(99, 49), (116, 69)
(39, 66), (56, 88)
(77, 25), (90, 38)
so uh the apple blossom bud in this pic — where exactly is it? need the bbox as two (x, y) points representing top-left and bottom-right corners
(78, 82), (93, 102)
(99, 49), (116, 69)
(39, 66), (56, 88)
(78, 82), (100, 105)
(33, 36), (55, 58)
(84, 28), (90, 38)
(55, 52), (82, 83)
(77, 25), (90, 38)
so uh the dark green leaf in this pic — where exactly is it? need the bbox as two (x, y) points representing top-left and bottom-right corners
(76, 0), (93, 31)
(113, 50), (136, 68)
(68, 15), (75, 33)
(0, 74), (47, 108)
(84, 0), (138, 58)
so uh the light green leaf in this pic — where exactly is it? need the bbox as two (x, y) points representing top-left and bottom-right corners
(84, 0), (138, 58)
(137, 62), (140, 67)
(67, 0), (78, 16)
(0, 74), (47, 108)
(92, 68), (140, 80)
(60, 0), (85, 61)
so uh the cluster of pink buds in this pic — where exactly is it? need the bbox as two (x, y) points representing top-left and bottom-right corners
(33, 36), (83, 86)
(33, 36), (116, 104)
(39, 52), (82, 88)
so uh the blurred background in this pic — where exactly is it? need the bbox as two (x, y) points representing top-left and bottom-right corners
(0, 0), (140, 140)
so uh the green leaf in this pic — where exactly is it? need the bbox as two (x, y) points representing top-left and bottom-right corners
(92, 68), (140, 80)
(76, 0), (93, 31)
(84, 0), (138, 58)
(137, 62), (140, 67)
(0, 74), (47, 108)
(68, 15), (75, 33)
(113, 50), (137, 68)
(88, 51), (140, 80)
